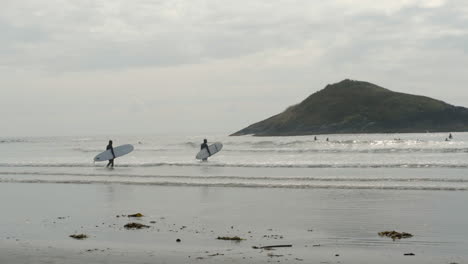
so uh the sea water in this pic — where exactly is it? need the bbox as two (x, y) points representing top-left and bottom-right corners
(1, 132), (468, 262)
(0, 132), (467, 190)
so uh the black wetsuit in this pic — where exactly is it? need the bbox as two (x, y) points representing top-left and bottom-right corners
(200, 142), (211, 161)
(106, 144), (115, 167)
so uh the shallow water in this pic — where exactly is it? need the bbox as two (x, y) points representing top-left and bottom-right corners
(0, 183), (466, 263)
(0, 133), (467, 190)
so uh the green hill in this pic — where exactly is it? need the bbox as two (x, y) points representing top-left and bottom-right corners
(231, 79), (468, 136)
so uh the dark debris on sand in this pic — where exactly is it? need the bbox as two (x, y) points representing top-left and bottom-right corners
(217, 236), (244, 241)
(124, 222), (150, 230)
(128, 213), (144, 218)
(378, 231), (413, 240)
(69, 234), (88, 240)
(252, 245), (292, 249)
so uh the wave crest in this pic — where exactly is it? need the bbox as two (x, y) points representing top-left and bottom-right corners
(0, 162), (467, 169)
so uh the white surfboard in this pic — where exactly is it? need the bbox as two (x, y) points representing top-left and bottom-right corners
(196, 142), (223, 160)
(94, 144), (134, 162)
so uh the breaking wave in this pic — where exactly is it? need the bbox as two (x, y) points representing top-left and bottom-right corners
(73, 148), (176, 153)
(223, 148), (468, 154)
(1, 171), (468, 183)
(0, 139), (28, 144)
(0, 162), (467, 169)
(1, 178), (466, 191)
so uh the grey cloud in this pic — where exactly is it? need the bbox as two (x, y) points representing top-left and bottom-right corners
(0, 19), (48, 59)
(314, 3), (468, 68)
(0, 1), (336, 71)
(0, 20), (46, 43)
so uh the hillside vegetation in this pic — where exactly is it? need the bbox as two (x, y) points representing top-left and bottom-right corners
(231, 79), (468, 136)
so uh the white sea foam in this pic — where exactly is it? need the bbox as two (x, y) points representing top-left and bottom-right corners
(0, 162), (467, 169)
(2, 171), (468, 183)
(1, 178), (466, 191)
(0, 133), (467, 190)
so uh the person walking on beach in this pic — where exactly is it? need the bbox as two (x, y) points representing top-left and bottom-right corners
(106, 140), (115, 168)
(200, 139), (211, 161)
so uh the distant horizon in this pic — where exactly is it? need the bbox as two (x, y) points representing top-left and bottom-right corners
(1, 129), (464, 139)
(3, 78), (468, 137)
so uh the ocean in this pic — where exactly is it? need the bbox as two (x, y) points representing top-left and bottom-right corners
(1, 132), (467, 190)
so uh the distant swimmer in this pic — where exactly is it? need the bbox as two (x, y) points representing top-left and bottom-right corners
(326, 138), (329, 142)
(200, 139), (211, 161)
(449, 133), (453, 140)
(314, 136), (317, 141)
(106, 140), (115, 168)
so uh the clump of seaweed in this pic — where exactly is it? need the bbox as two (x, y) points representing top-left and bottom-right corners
(217, 236), (244, 241)
(378, 231), (413, 240)
(128, 213), (144, 218)
(252, 245), (292, 249)
(124, 222), (150, 229)
(70, 234), (88, 240)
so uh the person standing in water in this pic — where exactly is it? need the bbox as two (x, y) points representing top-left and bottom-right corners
(200, 139), (211, 161)
(106, 140), (115, 168)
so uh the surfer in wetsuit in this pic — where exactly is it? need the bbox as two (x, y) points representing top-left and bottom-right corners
(106, 140), (115, 168)
(201, 139), (211, 161)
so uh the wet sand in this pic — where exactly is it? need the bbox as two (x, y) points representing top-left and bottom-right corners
(0, 182), (467, 263)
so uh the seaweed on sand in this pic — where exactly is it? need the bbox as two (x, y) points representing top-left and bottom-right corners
(124, 222), (150, 229)
(70, 234), (88, 240)
(217, 236), (244, 241)
(378, 231), (413, 240)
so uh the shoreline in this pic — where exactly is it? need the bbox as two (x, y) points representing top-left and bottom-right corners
(1, 165), (468, 191)
(2, 179), (468, 191)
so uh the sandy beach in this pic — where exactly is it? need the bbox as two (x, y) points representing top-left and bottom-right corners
(1, 182), (467, 264)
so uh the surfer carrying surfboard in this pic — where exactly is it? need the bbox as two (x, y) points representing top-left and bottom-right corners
(200, 139), (211, 161)
(106, 140), (116, 168)
(195, 141), (222, 161)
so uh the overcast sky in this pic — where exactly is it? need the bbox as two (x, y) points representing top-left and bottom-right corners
(1, 0), (467, 137)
